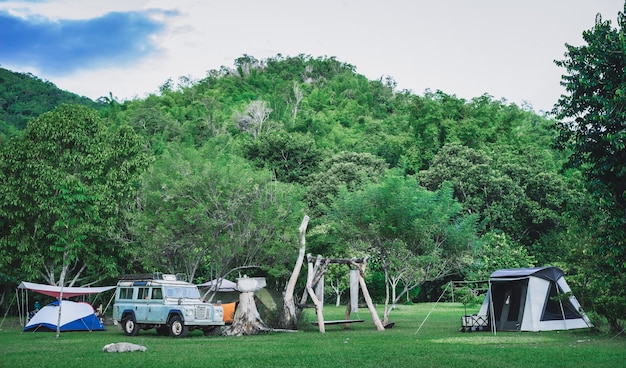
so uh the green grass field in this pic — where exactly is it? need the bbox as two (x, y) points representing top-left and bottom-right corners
(1, 303), (624, 368)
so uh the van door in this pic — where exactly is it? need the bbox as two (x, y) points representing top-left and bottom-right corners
(146, 287), (167, 323)
(135, 287), (150, 322)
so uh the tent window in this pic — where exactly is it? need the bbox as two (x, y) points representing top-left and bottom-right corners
(541, 282), (582, 321)
(119, 288), (133, 300)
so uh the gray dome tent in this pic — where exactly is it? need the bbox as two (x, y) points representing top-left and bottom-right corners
(476, 266), (592, 332)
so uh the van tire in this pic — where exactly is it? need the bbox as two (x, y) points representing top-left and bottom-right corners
(169, 315), (188, 338)
(122, 315), (139, 336)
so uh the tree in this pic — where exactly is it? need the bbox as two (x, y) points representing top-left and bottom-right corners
(242, 132), (322, 184)
(282, 215), (309, 329)
(328, 173), (480, 324)
(553, 10), (626, 210)
(304, 151), (387, 218)
(325, 261), (350, 307)
(553, 6), (626, 331)
(0, 104), (151, 286)
(419, 144), (572, 255)
(234, 100), (278, 139)
(465, 232), (536, 282)
(133, 142), (303, 283)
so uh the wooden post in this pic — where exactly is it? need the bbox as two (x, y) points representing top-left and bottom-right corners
(353, 259), (385, 331)
(283, 215), (309, 329)
(307, 256), (325, 333)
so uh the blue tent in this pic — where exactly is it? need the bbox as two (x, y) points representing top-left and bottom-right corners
(24, 300), (105, 332)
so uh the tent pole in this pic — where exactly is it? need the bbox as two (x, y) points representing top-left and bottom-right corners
(102, 290), (116, 317)
(557, 287), (567, 330)
(16, 288), (22, 328)
(488, 280), (496, 336)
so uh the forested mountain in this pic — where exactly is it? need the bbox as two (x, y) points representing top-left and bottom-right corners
(0, 67), (101, 142)
(0, 52), (623, 330)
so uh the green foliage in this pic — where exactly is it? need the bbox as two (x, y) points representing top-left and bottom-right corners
(553, 10), (626, 209)
(133, 141), (303, 283)
(419, 143), (573, 258)
(0, 104), (151, 284)
(242, 132), (322, 183)
(0, 52), (613, 318)
(327, 172), (481, 321)
(466, 232), (536, 281)
(0, 68), (100, 141)
(553, 5), (626, 330)
(304, 151), (387, 219)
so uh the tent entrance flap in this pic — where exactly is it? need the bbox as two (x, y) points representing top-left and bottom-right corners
(491, 279), (528, 331)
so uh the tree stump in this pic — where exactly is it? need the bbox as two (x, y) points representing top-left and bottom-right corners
(223, 277), (271, 336)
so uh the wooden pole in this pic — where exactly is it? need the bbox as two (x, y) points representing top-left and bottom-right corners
(306, 256), (325, 333)
(283, 215), (309, 328)
(353, 259), (385, 331)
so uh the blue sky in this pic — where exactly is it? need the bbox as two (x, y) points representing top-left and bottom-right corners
(0, 0), (623, 112)
(0, 9), (171, 74)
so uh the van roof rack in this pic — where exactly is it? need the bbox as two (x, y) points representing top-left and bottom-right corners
(119, 273), (187, 281)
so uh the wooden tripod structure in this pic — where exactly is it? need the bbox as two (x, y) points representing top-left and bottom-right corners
(301, 253), (385, 333)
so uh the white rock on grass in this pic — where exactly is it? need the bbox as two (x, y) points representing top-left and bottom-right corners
(102, 342), (147, 353)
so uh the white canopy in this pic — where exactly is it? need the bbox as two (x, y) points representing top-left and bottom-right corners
(198, 279), (238, 292)
(18, 281), (115, 298)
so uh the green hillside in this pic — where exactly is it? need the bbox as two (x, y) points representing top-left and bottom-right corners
(0, 53), (623, 332)
(0, 67), (101, 141)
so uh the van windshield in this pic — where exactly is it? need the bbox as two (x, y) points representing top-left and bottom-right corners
(163, 286), (201, 299)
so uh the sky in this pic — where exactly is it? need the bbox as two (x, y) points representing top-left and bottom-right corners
(0, 0), (624, 113)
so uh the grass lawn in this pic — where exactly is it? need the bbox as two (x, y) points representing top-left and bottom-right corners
(1, 303), (624, 368)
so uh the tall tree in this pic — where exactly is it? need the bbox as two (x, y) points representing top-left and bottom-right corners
(0, 104), (151, 286)
(553, 9), (626, 209)
(133, 142), (303, 283)
(328, 173), (480, 324)
(553, 6), (626, 331)
(419, 144), (572, 257)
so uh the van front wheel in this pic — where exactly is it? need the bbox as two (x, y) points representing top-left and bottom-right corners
(122, 315), (139, 336)
(169, 315), (188, 338)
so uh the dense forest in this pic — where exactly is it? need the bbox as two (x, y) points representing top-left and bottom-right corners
(0, 67), (100, 142)
(1, 8), (625, 332)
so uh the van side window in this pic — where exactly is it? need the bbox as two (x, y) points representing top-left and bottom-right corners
(137, 287), (150, 300)
(119, 288), (133, 299)
(152, 288), (163, 300)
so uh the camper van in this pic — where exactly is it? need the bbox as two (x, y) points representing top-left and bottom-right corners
(113, 273), (224, 337)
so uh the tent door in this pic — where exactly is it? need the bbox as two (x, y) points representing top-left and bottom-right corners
(493, 280), (528, 331)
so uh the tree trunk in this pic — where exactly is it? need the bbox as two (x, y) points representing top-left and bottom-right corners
(55, 260), (68, 339)
(282, 215), (309, 329)
(222, 291), (270, 336)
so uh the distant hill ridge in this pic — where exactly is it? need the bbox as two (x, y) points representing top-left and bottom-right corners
(0, 67), (100, 140)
